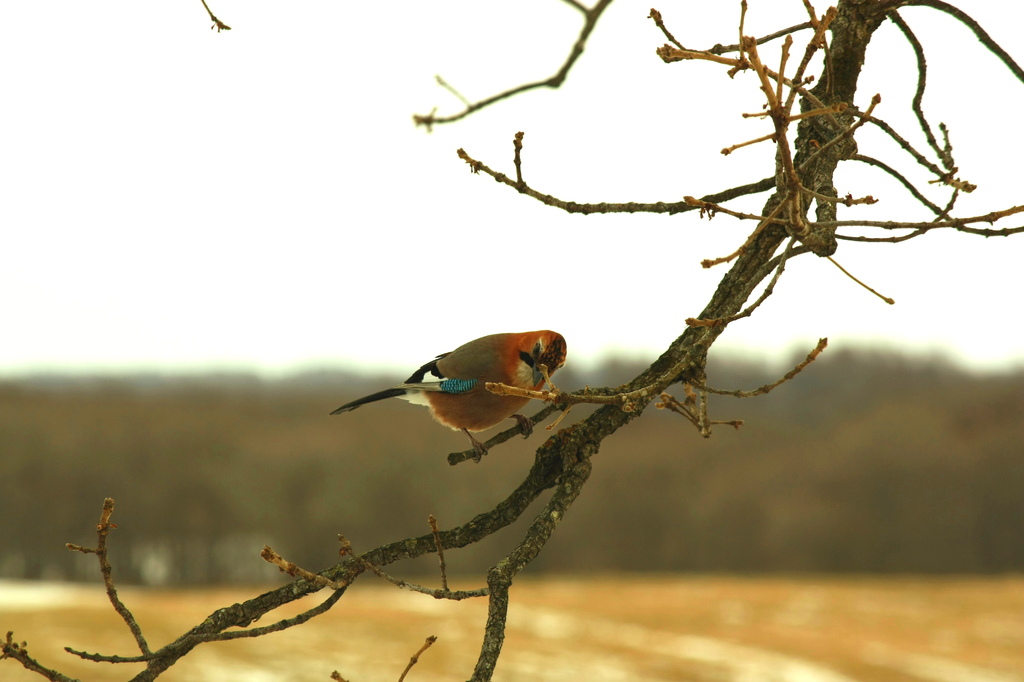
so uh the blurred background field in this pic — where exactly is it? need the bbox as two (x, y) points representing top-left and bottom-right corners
(2, 349), (1022, 583)
(3, 575), (1024, 681)
(3, 349), (1024, 680)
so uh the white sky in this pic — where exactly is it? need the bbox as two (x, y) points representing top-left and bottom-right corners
(1, 1), (1022, 377)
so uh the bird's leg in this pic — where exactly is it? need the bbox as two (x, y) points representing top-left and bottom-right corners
(462, 428), (488, 462)
(511, 413), (533, 439)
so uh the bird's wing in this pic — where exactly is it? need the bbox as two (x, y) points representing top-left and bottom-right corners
(397, 378), (479, 394)
(403, 352), (450, 383)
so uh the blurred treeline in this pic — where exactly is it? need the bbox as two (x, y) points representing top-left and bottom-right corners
(2, 348), (1022, 585)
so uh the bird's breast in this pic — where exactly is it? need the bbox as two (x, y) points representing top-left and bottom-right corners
(424, 391), (530, 432)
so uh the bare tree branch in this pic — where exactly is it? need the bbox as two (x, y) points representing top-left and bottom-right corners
(900, 0), (1024, 83)
(66, 499), (151, 657)
(414, 0), (614, 128)
(457, 138), (775, 215)
(199, 0), (231, 32)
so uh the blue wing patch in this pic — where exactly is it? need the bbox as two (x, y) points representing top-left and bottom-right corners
(439, 378), (478, 394)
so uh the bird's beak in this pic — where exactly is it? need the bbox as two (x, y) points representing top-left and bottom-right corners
(532, 363), (545, 387)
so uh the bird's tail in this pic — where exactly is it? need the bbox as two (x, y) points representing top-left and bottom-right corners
(329, 388), (407, 415)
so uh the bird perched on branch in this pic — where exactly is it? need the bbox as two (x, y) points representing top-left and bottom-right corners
(330, 331), (567, 459)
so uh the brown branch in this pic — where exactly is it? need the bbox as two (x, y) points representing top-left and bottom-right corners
(2, 632), (79, 682)
(470, 452), (593, 681)
(199, 0), (230, 32)
(339, 534), (488, 601)
(850, 154), (945, 216)
(864, 114), (970, 189)
(721, 131), (776, 155)
(702, 337), (829, 397)
(886, 12), (953, 171)
(835, 228), (928, 244)
(204, 591), (345, 643)
(827, 256), (896, 305)
(457, 146), (774, 215)
(261, 545), (352, 591)
(656, 44), (744, 68)
(804, 188), (877, 206)
(701, 201), (787, 269)
(61, 648), (154, 664)
(414, 0), (613, 128)
(688, 238), (800, 328)
(483, 382), (644, 414)
(647, 8), (685, 50)
(66, 498), (151, 657)
(399, 636), (438, 682)
(448, 403), (562, 465)
(656, 387), (744, 437)
(900, 0), (1024, 84)
(512, 132), (525, 189)
(434, 75), (471, 108)
(705, 22), (816, 56)
(683, 196), (775, 224)
(428, 515), (449, 593)
(784, 6), (837, 113)
(821, 204), (1024, 231)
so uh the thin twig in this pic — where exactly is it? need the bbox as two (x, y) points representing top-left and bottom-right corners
(208, 591), (346, 642)
(435, 75), (472, 107)
(701, 201), (787, 269)
(656, 388), (744, 435)
(827, 256), (895, 304)
(721, 132), (777, 156)
(688, 238), (798, 327)
(900, 0), (1024, 84)
(458, 146), (774, 215)
(398, 636), (438, 682)
(261, 545), (352, 591)
(707, 22), (815, 55)
(886, 12), (952, 171)
(428, 515), (449, 593)
(647, 8), (685, 49)
(865, 114), (964, 186)
(66, 498), (151, 656)
(702, 338), (829, 397)
(2, 631), (80, 682)
(339, 535), (487, 601)
(414, 0), (613, 127)
(512, 132), (525, 189)
(850, 154), (944, 216)
(199, 0), (230, 31)
(820, 204), (1024, 231)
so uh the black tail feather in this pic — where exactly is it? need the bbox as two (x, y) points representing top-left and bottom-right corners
(329, 387), (407, 415)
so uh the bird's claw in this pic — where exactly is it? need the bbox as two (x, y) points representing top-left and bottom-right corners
(463, 428), (488, 463)
(512, 413), (533, 439)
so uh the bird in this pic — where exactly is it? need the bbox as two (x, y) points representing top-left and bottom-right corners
(330, 331), (567, 459)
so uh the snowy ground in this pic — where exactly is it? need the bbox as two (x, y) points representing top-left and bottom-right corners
(3, 576), (1023, 681)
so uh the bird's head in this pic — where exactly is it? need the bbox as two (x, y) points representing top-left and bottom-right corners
(522, 330), (567, 387)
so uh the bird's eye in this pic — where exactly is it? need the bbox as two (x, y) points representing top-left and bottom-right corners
(532, 341), (543, 357)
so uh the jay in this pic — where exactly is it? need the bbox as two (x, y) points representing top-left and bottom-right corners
(331, 331), (567, 458)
